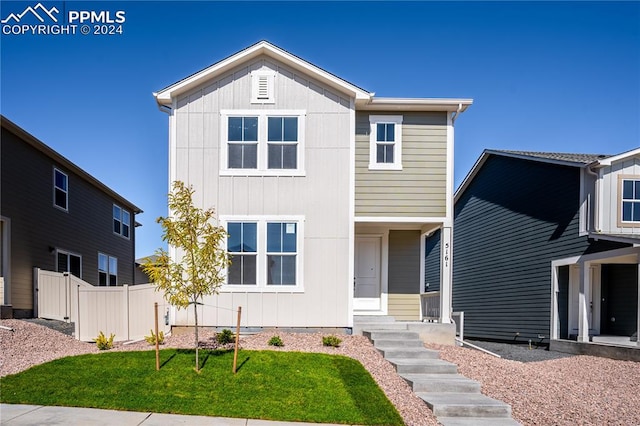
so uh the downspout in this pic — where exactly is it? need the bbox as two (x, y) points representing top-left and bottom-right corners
(585, 163), (600, 233)
(451, 103), (464, 125)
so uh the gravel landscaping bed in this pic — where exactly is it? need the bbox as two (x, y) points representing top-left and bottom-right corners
(2, 319), (639, 426)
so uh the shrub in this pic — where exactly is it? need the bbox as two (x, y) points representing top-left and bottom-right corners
(216, 329), (235, 345)
(144, 329), (165, 346)
(96, 331), (115, 350)
(268, 335), (284, 347)
(322, 335), (342, 347)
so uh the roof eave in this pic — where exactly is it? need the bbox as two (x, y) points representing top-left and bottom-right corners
(154, 41), (371, 106)
(593, 147), (640, 167)
(358, 97), (473, 112)
(1, 115), (143, 214)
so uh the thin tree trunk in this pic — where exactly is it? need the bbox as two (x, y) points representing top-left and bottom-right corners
(194, 301), (199, 372)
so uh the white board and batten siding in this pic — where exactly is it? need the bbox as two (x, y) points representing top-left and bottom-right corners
(171, 56), (352, 328)
(599, 157), (640, 235)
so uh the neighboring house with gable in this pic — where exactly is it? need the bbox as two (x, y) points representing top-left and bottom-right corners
(0, 115), (142, 318)
(153, 41), (472, 330)
(445, 149), (639, 345)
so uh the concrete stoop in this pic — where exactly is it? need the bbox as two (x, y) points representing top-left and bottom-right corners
(359, 318), (520, 426)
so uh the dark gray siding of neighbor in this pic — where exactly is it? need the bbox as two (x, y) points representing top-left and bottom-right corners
(424, 229), (441, 292)
(1, 125), (137, 317)
(388, 230), (421, 294)
(453, 155), (627, 342)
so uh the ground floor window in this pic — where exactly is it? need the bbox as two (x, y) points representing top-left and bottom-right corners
(223, 216), (303, 290)
(56, 250), (81, 278)
(98, 253), (117, 286)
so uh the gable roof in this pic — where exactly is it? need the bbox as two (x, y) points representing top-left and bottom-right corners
(455, 149), (610, 202)
(1, 115), (142, 214)
(154, 40), (372, 106)
(591, 147), (640, 167)
(154, 40), (473, 113)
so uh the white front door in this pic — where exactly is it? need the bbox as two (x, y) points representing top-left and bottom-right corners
(354, 236), (381, 311)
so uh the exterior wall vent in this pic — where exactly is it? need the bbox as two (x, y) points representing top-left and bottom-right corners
(251, 70), (275, 104)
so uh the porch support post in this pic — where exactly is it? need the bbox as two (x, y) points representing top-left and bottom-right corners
(440, 226), (452, 324)
(578, 261), (591, 342)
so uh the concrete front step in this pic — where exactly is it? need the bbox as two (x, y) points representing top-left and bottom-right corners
(376, 347), (440, 359)
(387, 358), (458, 374)
(353, 315), (396, 323)
(370, 338), (425, 348)
(438, 417), (521, 426)
(418, 393), (512, 418)
(362, 330), (420, 340)
(401, 373), (481, 393)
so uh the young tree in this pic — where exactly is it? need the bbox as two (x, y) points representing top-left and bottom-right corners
(143, 181), (230, 372)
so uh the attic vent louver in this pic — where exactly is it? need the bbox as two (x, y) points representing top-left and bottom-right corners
(251, 70), (275, 104)
(257, 76), (269, 99)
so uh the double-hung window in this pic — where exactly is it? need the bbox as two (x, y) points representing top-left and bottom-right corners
(227, 222), (257, 285)
(98, 253), (117, 286)
(621, 178), (640, 223)
(221, 110), (305, 175)
(113, 205), (130, 238)
(53, 168), (68, 211)
(267, 117), (298, 169)
(369, 115), (403, 170)
(228, 116), (258, 169)
(224, 217), (303, 290)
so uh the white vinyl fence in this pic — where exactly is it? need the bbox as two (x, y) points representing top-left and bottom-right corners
(34, 268), (170, 342)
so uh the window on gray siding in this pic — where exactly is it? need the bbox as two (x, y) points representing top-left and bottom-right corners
(267, 117), (298, 169)
(53, 168), (68, 210)
(227, 222), (257, 285)
(228, 117), (258, 169)
(267, 222), (297, 285)
(113, 205), (130, 238)
(57, 250), (81, 278)
(98, 253), (118, 286)
(376, 123), (395, 164)
(622, 179), (640, 222)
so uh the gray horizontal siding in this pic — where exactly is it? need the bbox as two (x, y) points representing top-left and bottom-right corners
(1, 127), (137, 315)
(355, 111), (447, 217)
(388, 230), (420, 295)
(453, 155), (627, 341)
(424, 229), (441, 292)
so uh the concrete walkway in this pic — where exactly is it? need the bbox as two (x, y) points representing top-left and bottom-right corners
(0, 404), (356, 426)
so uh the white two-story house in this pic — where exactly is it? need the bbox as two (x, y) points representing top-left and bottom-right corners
(153, 41), (471, 331)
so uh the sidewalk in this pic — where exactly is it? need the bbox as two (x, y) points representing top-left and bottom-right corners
(0, 404), (354, 425)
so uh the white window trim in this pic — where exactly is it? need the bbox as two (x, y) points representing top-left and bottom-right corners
(368, 115), (403, 171)
(220, 215), (304, 293)
(220, 110), (306, 177)
(250, 70), (276, 104)
(619, 175), (640, 227)
(98, 252), (118, 286)
(113, 204), (131, 239)
(55, 249), (82, 278)
(53, 168), (68, 212)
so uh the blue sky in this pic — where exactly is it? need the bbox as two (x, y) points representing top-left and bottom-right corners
(1, 1), (639, 257)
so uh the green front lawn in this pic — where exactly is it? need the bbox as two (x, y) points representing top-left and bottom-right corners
(0, 349), (403, 425)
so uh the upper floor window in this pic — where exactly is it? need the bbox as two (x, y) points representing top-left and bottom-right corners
(369, 115), (403, 171)
(621, 179), (640, 222)
(113, 205), (130, 239)
(53, 168), (68, 211)
(98, 253), (118, 286)
(221, 110), (305, 176)
(223, 216), (303, 290)
(228, 116), (258, 169)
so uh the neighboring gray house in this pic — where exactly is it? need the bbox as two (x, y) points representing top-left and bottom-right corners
(0, 116), (142, 318)
(153, 41), (472, 329)
(442, 149), (639, 344)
